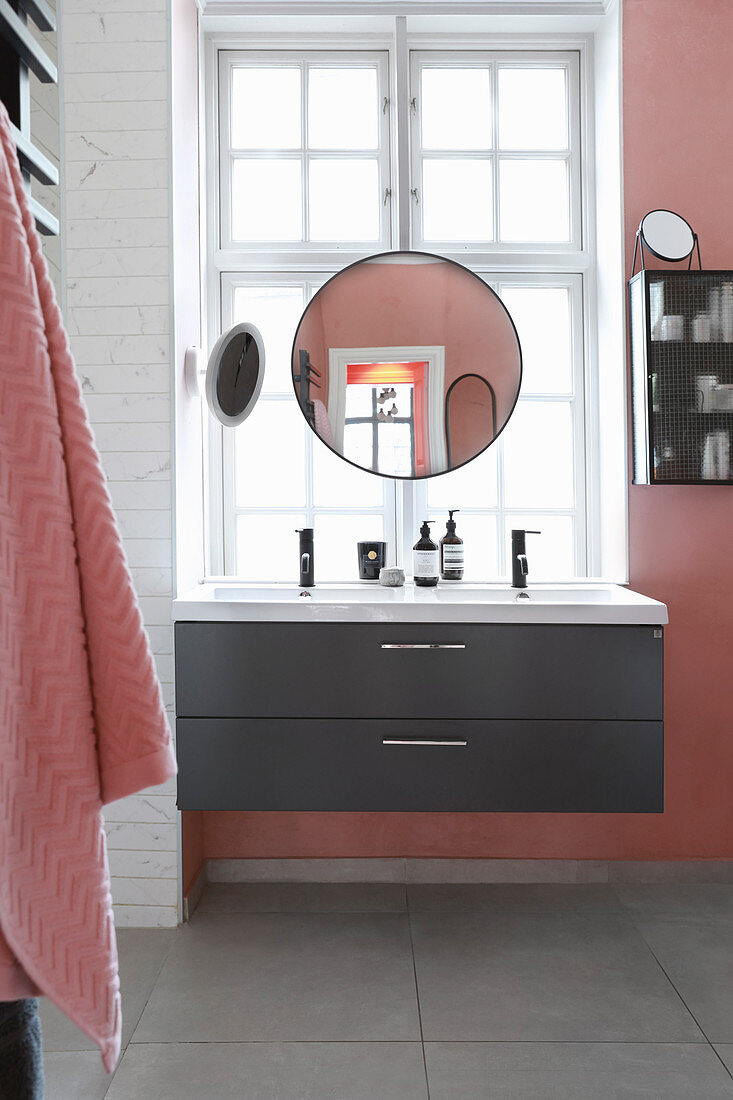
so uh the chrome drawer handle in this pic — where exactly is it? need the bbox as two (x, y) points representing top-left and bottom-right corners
(380, 643), (466, 649)
(382, 738), (468, 747)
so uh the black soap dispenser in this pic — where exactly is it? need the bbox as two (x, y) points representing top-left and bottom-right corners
(440, 510), (464, 580)
(413, 520), (439, 587)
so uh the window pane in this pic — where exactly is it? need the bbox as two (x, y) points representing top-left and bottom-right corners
(309, 159), (380, 241)
(233, 285), (305, 394)
(505, 514), (575, 578)
(231, 159), (302, 241)
(235, 398), (306, 507)
(343, 422), (374, 472)
(499, 159), (569, 242)
(500, 286), (572, 394)
(313, 435), (383, 507)
(345, 384), (376, 418)
(237, 513), (306, 581)
(503, 401), (574, 509)
(377, 421), (413, 477)
(231, 67), (301, 150)
(316, 514), (385, 581)
(422, 159), (493, 241)
(457, 514), (497, 585)
(447, 514), (498, 581)
(421, 68), (492, 151)
(427, 445), (498, 509)
(308, 68), (378, 149)
(498, 68), (567, 151)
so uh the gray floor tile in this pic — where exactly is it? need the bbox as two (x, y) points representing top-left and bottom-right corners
(106, 1042), (428, 1100)
(39, 998), (96, 1053)
(633, 916), (733, 1043)
(197, 882), (407, 913)
(716, 1046), (733, 1077)
(39, 928), (174, 1052)
(133, 912), (420, 1043)
(408, 884), (622, 914)
(410, 911), (702, 1042)
(425, 1042), (733, 1099)
(617, 885), (733, 920)
(43, 1051), (111, 1100)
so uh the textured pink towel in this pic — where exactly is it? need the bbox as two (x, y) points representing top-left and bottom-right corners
(0, 103), (176, 1071)
(313, 398), (334, 448)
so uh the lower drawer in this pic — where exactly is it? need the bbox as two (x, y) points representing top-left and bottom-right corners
(176, 718), (663, 813)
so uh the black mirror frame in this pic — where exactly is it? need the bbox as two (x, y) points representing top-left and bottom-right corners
(290, 249), (523, 481)
(205, 322), (266, 427)
(631, 209), (701, 275)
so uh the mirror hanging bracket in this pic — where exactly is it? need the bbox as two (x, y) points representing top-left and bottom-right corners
(293, 349), (322, 430)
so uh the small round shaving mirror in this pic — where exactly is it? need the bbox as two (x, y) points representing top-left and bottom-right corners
(205, 322), (265, 427)
(632, 210), (700, 273)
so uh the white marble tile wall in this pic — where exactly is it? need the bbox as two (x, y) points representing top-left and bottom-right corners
(61, 0), (178, 928)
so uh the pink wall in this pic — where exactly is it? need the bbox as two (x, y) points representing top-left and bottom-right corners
(197, 0), (733, 865)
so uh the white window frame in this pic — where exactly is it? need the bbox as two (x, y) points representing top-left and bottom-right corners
(413, 272), (587, 577)
(218, 49), (393, 257)
(410, 50), (583, 255)
(327, 344), (446, 471)
(218, 272), (397, 575)
(202, 32), (612, 582)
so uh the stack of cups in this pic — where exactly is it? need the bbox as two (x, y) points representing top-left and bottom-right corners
(702, 431), (730, 479)
(721, 283), (733, 342)
(692, 314), (711, 342)
(710, 287), (721, 340)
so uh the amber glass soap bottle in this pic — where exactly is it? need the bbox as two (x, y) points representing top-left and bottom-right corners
(440, 509), (464, 580)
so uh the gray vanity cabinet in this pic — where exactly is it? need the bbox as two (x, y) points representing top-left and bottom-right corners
(175, 621), (664, 813)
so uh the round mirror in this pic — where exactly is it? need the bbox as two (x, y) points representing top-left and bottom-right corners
(206, 322), (265, 427)
(639, 210), (695, 263)
(291, 251), (522, 479)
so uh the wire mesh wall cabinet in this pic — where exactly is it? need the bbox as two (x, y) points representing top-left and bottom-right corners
(630, 270), (733, 485)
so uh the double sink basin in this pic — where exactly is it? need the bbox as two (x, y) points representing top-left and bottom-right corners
(173, 583), (668, 625)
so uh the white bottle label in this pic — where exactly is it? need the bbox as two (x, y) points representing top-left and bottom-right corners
(413, 548), (439, 578)
(442, 544), (464, 568)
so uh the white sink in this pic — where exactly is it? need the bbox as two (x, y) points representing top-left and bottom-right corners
(174, 582), (668, 625)
(212, 585), (402, 603)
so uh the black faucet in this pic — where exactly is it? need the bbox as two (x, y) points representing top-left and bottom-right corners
(511, 529), (540, 589)
(296, 528), (314, 587)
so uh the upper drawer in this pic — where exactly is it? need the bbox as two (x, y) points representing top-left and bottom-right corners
(175, 621), (663, 721)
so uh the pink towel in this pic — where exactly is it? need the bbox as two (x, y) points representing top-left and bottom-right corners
(0, 102), (176, 1071)
(313, 398), (334, 448)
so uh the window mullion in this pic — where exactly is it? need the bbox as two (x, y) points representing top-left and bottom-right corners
(301, 61), (309, 244)
(491, 60), (500, 245)
(395, 17), (411, 250)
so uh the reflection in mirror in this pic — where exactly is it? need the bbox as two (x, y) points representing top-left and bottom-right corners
(291, 251), (522, 479)
(206, 322), (265, 427)
(445, 374), (497, 468)
(639, 209), (695, 262)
